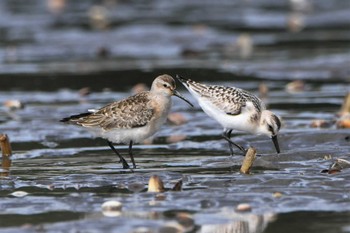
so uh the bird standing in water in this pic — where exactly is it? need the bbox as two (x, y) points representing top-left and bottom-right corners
(61, 74), (193, 169)
(176, 75), (281, 155)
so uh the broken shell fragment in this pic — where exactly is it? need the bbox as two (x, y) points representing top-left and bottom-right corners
(172, 179), (183, 192)
(321, 158), (350, 174)
(240, 147), (257, 174)
(330, 158), (350, 170)
(148, 175), (165, 193)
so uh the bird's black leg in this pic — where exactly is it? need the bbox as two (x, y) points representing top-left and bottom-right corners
(107, 140), (130, 169)
(224, 129), (235, 156)
(128, 140), (137, 169)
(222, 129), (246, 156)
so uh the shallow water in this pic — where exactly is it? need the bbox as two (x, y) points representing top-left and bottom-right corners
(1, 0), (350, 233)
(1, 70), (350, 232)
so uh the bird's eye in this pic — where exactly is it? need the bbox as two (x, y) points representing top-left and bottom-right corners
(268, 125), (273, 132)
(163, 84), (168, 88)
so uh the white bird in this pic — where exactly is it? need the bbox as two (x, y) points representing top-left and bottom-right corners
(176, 75), (281, 155)
(61, 74), (193, 169)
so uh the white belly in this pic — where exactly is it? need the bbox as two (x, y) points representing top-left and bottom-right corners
(87, 101), (170, 144)
(198, 99), (257, 133)
(86, 121), (159, 144)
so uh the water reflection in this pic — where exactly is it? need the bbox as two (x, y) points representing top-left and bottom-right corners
(199, 211), (275, 233)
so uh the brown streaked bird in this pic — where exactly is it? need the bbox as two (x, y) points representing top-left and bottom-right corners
(61, 74), (193, 170)
(176, 75), (281, 155)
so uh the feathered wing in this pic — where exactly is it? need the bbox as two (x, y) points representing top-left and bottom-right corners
(64, 92), (154, 130)
(187, 81), (264, 115)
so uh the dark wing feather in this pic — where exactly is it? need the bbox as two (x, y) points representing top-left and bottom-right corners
(64, 92), (154, 130)
(190, 82), (263, 115)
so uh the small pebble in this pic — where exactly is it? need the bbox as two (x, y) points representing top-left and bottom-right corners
(10, 191), (28, 197)
(101, 200), (122, 217)
(3, 100), (24, 110)
(310, 119), (332, 128)
(273, 192), (283, 198)
(236, 203), (252, 212)
(286, 80), (305, 93)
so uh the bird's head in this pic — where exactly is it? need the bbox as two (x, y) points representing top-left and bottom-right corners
(257, 110), (281, 153)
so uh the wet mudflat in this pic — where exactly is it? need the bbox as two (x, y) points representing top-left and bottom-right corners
(1, 0), (350, 233)
(1, 71), (349, 233)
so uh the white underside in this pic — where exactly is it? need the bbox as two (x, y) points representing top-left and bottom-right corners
(86, 114), (167, 144)
(188, 88), (259, 134)
(86, 108), (169, 144)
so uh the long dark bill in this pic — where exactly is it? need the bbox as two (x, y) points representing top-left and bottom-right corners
(271, 135), (280, 154)
(173, 90), (194, 107)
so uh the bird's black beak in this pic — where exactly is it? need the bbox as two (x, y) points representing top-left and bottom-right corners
(173, 90), (194, 107)
(271, 135), (280, 154)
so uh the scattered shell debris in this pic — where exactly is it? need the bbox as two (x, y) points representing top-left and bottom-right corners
(147, 175), (183, 193)
(310, 119), (333, 128)
(309, 92), (350, 129)
(321, 158), (350, 174)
